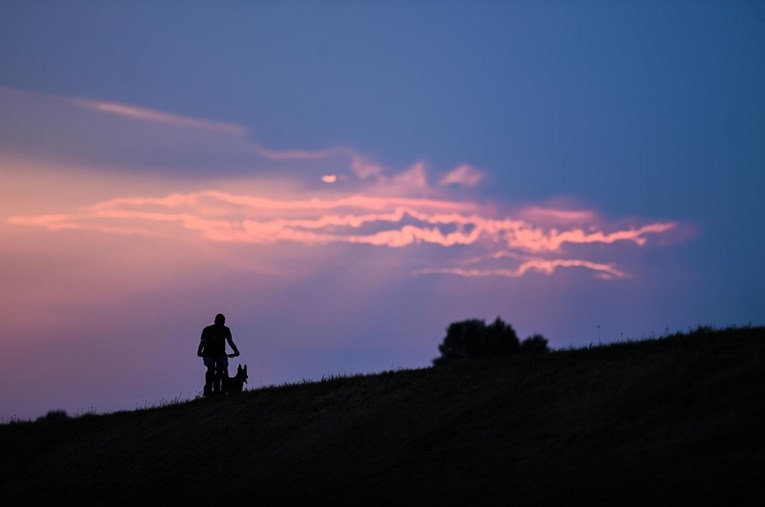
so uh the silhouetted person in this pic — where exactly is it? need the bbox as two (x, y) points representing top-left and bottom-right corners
(197, 313), (240, 397)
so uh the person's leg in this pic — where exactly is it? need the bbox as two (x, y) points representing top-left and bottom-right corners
(221, 355), (229, 379)
(213, 356), (229, 393)
(203, 357), (215, 396)
(212, 357), (222, 393)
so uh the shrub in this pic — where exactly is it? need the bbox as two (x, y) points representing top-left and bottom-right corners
(36, 409), (69, 422)
(520, 334), (549, 354)
(433, 317), (520, 365)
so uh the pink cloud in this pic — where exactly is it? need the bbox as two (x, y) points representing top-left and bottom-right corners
(439, 164), (485, 187)
(392, 161), (428, 188)
(414, 258), (628, 280)
(1, 89), (682, 282)
(505, 222), (677, 252)
(351, 155), (385, 180)
(519, 206), (596, 224)
(6, 185), (678, 280)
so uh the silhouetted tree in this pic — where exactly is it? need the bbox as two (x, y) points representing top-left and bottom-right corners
(520, 333), (549, 354)
(433, 317), (520, 365)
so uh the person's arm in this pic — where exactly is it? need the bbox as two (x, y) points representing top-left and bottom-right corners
(197, 333), (206, 357)
(226, 335), (240, 357)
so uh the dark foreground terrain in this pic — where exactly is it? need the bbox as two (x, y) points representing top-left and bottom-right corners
(1, 326), (764, 505)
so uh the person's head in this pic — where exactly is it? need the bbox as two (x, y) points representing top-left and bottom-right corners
(214, 313), (226, 325)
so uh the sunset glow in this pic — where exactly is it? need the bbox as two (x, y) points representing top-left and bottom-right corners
(1, 1), (761, 422)
(7, 184), (677, 279)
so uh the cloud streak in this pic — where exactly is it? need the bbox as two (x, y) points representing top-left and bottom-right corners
(2, 88), (682, 281)
(7, 188), (677, 280)
(414, 259), (628, 280)
(70, 98), (247, 135)
(0, 86), (497, 190)
(439, 164), (485, 187)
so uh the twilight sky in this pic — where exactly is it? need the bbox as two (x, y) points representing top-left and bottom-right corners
(1, 1), (763, 421)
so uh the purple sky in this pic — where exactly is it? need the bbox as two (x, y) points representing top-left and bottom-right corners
(1, 1), (763, 421)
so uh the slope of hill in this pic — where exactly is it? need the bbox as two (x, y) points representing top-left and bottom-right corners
(1, 326), (763, 505)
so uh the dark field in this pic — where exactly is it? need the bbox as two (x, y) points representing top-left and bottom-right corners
(2, 326), (763, 505)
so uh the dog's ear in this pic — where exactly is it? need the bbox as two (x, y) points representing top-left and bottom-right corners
(243, 365), (247, 373)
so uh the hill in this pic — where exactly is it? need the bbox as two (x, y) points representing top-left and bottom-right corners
(1, 326), (763, 505)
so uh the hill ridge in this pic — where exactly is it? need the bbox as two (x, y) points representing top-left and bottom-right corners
(1, 325), (763, 505)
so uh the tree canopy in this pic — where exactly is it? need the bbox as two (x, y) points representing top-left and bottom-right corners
(433, 317), (549, 366)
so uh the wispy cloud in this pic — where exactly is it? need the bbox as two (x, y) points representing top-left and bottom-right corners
(7, 188), (677, 280)
(415, 259), (628, 280)
(1, 88), (682, 281)
(70, 98), (247, 134)
(439, 164), (485, 187)
(1, 86), (498, 189)
(68, 92), (472, 190)
(250, 145), (355, 161)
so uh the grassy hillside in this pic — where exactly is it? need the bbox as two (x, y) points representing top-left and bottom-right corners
(1, 326), (763, 505)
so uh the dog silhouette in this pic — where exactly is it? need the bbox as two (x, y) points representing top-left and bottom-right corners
(222, 364), (248, 393)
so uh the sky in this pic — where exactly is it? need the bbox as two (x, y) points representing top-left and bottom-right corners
(1, 1), (763, 422)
